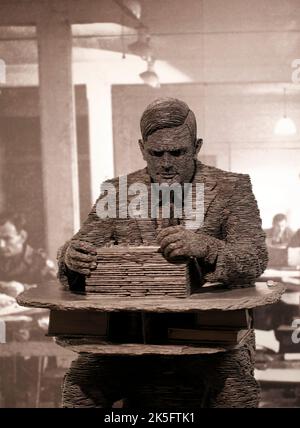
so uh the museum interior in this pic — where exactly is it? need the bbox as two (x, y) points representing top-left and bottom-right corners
(0, 0), (300, 408)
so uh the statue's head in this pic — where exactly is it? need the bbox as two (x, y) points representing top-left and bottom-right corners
(139, 97), (202, 184)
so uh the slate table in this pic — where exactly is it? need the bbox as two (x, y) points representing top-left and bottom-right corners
(17, 281), (285, 407)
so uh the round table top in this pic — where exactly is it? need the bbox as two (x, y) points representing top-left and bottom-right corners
(17, 281), (285, 313)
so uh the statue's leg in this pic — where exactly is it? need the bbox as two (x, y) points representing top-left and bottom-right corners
(205, 331), (260, 408)
(61, 332), (259, 408)
(62, 355), (127, 408)
(124, 356), (209, 408)
(125, 331), (259, 408)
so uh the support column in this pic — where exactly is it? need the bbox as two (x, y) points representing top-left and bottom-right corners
(37, 15), (80, 261)
(86, 82), (114, 202)
(0, 144), (5, 211)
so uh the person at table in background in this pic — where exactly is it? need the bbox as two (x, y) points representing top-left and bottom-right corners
(265, 213), (293, 248)
(286, 228), (300, 268)
(0, 211), (57, 407)
(0, 210), (57, 300)
(0, 210), (57, 345)
(288, 228), (300, 248)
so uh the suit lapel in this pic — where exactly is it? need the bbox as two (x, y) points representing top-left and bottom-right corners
(194, 162), (218, 219)
(180, 162), (218, 229)
(126, 168), (158, 244)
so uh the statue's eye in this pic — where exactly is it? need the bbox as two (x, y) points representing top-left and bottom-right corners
(149, 150), (164, 157)
(170, 149), (186, 157)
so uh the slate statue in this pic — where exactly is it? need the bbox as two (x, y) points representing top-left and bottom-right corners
(57, 98), (268, 408)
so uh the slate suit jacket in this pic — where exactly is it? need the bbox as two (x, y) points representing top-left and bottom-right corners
(57, 161), (268, 289)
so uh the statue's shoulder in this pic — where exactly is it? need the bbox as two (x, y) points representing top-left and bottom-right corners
(126, 167), (149, 184)
(197, 162), (250, 185)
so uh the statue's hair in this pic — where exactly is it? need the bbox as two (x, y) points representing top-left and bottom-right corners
(140, 97), (197, 142)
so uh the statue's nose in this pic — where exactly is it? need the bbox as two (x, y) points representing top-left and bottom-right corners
(162, 152), (172, 169)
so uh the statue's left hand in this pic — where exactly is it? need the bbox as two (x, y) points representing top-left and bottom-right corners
(157, 225), (208, 260)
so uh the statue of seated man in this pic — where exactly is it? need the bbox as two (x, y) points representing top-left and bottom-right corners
(57, 98), (268, 408)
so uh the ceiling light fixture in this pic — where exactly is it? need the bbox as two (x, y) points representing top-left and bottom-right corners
(123, 0), (142, 19)
(128, 26), (152, 60)
(139, 58), (160, 88)
(274, 88), (297, 135)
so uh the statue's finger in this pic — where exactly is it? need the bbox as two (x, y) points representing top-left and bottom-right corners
(164, 241), (183, 258)
(72, 240), (97, 255)
(159, 233), (182, 250)
(156, 225), (182, 243)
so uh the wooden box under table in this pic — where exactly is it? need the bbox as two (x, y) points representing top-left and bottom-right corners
(85, 245), (200, 298)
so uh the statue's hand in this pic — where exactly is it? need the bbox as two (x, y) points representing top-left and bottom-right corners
(64, 240), (97, 275)
(157, 226), (208, 261)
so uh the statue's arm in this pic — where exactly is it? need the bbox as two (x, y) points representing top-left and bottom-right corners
(57, 193), (115, 288)
(200, 174), (268, 286)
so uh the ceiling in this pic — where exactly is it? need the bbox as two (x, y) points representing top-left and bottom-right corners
(0, 0), (300, 89)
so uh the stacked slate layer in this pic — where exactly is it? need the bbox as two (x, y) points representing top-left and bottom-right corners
(85, 245), (193, 297)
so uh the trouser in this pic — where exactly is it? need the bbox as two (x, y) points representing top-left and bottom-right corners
(62, 331), (259, 408)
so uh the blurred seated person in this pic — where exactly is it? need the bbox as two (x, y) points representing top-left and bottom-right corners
(288, 229), (300, 248)
(286, 229), (300, 268)
(0, 212), (58, 407)
(0, 211), (56, 300)
(265, 213), (293, 248)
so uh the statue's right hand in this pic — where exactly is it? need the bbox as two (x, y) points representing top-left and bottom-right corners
(64, 240), (97, 275)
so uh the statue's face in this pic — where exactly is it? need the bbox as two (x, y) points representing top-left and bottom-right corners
(140, 126), (201, 184)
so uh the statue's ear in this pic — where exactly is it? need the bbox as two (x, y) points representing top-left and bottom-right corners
(194, 138), (203, 158)
(139, 139), (147, 160)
